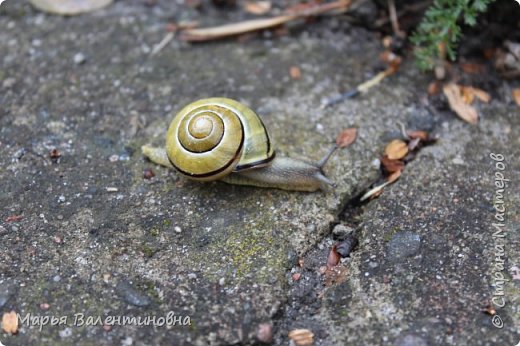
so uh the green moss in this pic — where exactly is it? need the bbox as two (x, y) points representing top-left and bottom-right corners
(383, 227), (401, 242)
(140, 244), (156, 258)
(150, 228), (159, 237)
(204, 222), (287, 285)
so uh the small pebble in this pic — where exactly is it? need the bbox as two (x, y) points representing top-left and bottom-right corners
(0, 282), (15, 309)
(187, 273), (197, 280)
(73, 52), (86, 65)
(256, 323), (273, 343)
(174, 226), (182, 233)
(59, 328), (72, 338)
(332, 224), (353, 238)
(143, 168), (155, 179)
(336, 233), (359, 257)
(109, 154), (119, 162)
(218, 277), (225, 286)
(387, 231), (421, 261)
(452, 157), (465, 165)
(2, 77), (16, 89)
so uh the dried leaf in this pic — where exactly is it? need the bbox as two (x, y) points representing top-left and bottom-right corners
(406, 130), (429, 141)
(244, 1), (271, 15)
(513, 88), (520, 106)
(29, 0), (112, 15)
(288, 328), (314, 346)
(327, 245), (340, 268)
(384, 139), (408, 160)
(359, 183), (387, 202)
(443, 83), (479, 125)
(2, 311), (18, 334)
(460, 62), (485, 74)
(462, 86), (491, 103)
(335, 128), (357, 148)
(461, 86), (475, 104)
(180, 0), (351, 41)
(289, 66), (301, 79)
(387, 169), (401, 184)
(427, 81), (440, 95)
(381, 155), (404, 173)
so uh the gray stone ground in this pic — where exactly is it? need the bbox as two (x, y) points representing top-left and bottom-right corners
(0, 1), (519, 345)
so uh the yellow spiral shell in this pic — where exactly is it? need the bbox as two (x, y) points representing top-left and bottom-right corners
(165, 98), (275, 181)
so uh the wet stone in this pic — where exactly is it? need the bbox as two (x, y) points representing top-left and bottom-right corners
(116, 280), (152, 307)
(386, 231), (421, 261)
(0, 281), (15, 309)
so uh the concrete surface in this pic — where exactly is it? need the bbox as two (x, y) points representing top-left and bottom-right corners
(0, 1), (518, 345)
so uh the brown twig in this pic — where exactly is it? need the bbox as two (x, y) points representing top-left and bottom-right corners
(180, 0), (352, 42)
(387, 0), (406, 38)
(374, 0), (431, 28)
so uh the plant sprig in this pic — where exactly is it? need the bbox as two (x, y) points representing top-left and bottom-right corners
(411, 0), (495, 71)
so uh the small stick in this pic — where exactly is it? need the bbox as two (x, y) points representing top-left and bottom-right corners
(150, 32), (175, 56)
(320, 68), (394, 108)
(388, 0), (406, 38)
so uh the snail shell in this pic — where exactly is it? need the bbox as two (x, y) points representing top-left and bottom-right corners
(166, 98), (275, 181)
(142, 97), (336, 191)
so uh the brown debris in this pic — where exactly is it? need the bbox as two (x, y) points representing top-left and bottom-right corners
(143, 168), (155, 180)
(443, 83), (479, 125)
(513, 88), (520, 106)
(386, 169), (401, 184)
(5, 215), (23, 222)
(381, 155), (404, 173)
(462, 86), (491, 103)
(326, 245), (340, 268)
(289, 66), (302, 79)
(358, 124), (437, 202)
(49, 148), (61, 159)
(384, 139), (408, 160)
(460, 62), (485, 74)
(335, 128), (357, 148)
(406, 130), (429, 141)
(323, 264), (349, 287)
(179, 0), (352, 42)
(288, 328), (314, 346)
(2, 311), (19, 334)
(427, 81), (441, 95)
(243, 1), (271, 15)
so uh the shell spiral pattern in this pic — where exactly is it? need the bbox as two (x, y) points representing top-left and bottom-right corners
(166, 98), (275, 181)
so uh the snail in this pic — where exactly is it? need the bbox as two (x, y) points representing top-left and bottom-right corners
(142, 98), (340, 192)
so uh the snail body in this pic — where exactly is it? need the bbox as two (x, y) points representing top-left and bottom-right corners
(142, 98), (335, 192)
